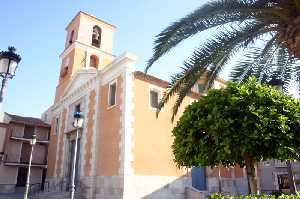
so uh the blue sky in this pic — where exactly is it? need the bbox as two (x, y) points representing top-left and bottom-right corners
(0, 0), (210, 117)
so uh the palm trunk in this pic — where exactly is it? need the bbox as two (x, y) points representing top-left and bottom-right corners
(245, 156), (258, 195)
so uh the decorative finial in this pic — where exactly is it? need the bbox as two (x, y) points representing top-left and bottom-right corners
(8, 46), (16, 53)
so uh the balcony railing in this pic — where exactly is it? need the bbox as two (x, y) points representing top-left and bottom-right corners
(274, 160), (287, 167)
(9, 129), (49, 144)
(3, 154), (47, 168)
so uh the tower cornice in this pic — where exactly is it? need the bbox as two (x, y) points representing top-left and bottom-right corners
(65, 11), (116, 31)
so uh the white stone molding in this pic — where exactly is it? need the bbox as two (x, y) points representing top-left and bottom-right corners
(51, 52), (137, 115)
(52, 112), (62, 178)
(51, 73), (97, 114)
(79, 94), (89, 177)
(58, 107), (68, 179)
(90, 81), (100, 196)
(120, 67), (136, 199)
(122, 66), (135, 175)
(59, 41), (115, 61)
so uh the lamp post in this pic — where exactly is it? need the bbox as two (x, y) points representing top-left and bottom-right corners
(0, 47), (21, 111)
(70, 111), (84, 199)
(268, 77), (297, 193)
(24, 133), (37, 199)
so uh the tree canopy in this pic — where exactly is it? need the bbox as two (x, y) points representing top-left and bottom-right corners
(172, 78), (300, 193)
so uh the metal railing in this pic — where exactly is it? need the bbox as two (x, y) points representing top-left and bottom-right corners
(9, 129), (50, 144)
(274, 160), (287, 167)
(28, 183), (42, 198)
(0, 180), (86, 199)
(3, 154), (47, 167)
(42, 179), (87, 198)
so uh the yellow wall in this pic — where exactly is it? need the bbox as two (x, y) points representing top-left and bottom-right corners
(96, 76), (123, 176)
(64, 14), (80, 49)
(132, 76), (193, 176)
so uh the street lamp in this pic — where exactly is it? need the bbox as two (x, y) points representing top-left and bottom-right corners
(70, 111), (84, 199)
(24, 133), (37, 199)
(0, 47), (21, 110)
(267, 77), (297, 193)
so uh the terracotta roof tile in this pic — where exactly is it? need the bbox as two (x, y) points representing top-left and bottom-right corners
(7, 113), (50, 127)
(133, 71), (203, 99)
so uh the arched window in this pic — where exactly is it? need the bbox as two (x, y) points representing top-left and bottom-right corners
(92, 26), (101, 48)
(69, 30), (74, 45)
(90, 55), (99, 68)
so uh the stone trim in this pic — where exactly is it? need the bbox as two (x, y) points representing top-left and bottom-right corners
(52, 75), (97, 113)
(84, 90), (96, 176)
(91, 83), (99, 177)
(46, 118), (58, 178)
(51, 52), (137, 116)
(56, 108), (67, 178)
(119, 67), (135, 176)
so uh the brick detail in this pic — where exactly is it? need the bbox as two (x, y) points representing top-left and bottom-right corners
(84, 90), (96, 176)
(56, 108), (67, 178)
(47, 118), (58, 177)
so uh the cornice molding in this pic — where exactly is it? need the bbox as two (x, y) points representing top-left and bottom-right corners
(59, 41), (115, 60)
(51, 51), (137, 114)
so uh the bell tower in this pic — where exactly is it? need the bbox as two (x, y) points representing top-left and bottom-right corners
(54, 11), (116, 102)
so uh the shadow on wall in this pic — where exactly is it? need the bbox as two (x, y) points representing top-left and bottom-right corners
(137, 167), (249, 199)
(136, 175), (192, 199)
(205, 166), (249, 196)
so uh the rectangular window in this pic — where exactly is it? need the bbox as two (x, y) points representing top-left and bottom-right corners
(150, 89), (159, 109)
(277, 173), (290, 189)
(23, 125), (35, 139)
(55, 117), (60, 135)
(108, 81), (117, 107)
(197, 84), (205, 93)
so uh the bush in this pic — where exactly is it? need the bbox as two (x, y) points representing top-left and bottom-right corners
(208, 193), (300, 199)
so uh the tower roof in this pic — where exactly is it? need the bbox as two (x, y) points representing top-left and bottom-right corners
(66, 11), (116, 30)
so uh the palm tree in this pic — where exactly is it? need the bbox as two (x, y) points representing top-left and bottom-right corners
(146, 0), (300, 194)
(146, 0), (300, 121)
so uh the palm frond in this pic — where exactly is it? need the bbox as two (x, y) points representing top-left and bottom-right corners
(230, 33), (278, 82)
(231, 40), (299, 94)
(156, 22), (273, 120)
(146, 0), (288, 72)
(272, 45), (295, 92)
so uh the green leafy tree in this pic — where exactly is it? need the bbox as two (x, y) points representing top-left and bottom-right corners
(172, 78), (300, 194)
(146, 0), (300, 119)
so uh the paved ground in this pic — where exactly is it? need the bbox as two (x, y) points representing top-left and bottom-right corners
(0, 193), (24, 199)
(0, 192), (82, 199)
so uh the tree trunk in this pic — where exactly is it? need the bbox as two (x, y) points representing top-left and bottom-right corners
(287, 160), (297, 193)
(245, 156), (258, 195)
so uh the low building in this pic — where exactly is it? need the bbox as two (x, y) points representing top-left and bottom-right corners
(0, 113), (50, 193)
(259, 160), (300, 194)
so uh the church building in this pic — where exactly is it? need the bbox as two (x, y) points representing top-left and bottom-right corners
(43, 11), (247, 199)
